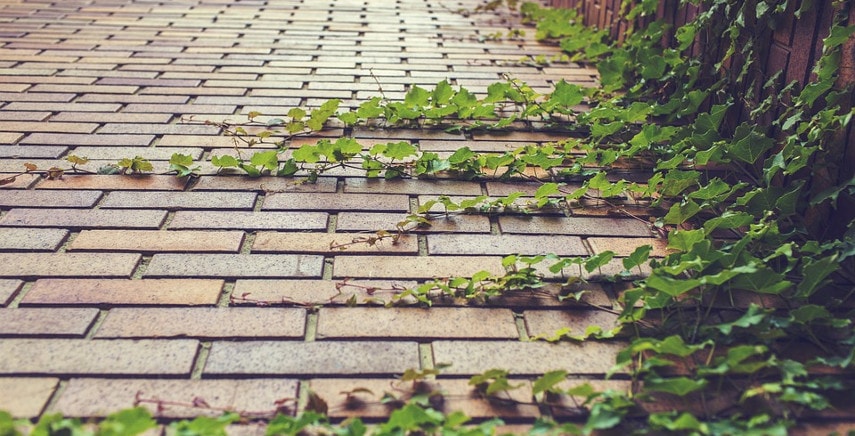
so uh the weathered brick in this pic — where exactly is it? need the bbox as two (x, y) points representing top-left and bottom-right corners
(230, 279), (419, 306)
(36, 175), (188, 191)
(28, 84), (139, 94)
(317, 307), (518, 339)
(0, 378), (59, 418)
(50, 112), (174, 123)
(0, 111), (52, 121)
(145, 254), (324, 278)
(0, 228), (68, 251)
(0, 279), (23, 306)
(587, 237), (670, 257)
(498, 216), (652, 237)
(432, 340), (627, 375)
(96, 123), (220, 135)
(333, 256), (505, 279)
(0, 208), (167, 229)
(0, 339), (197, 375)
(23, 279), (223, 306)
(0, 253), (140, 278)
(253, 232), (418, 254)
(204, 341), (419, 375)
(336, 212), (491, 233)
(190, 176), (337, 192)
(168, 211), (328, 230)
(427, 234), (588, 256)
(52, 378), (299, 418)
(94, 307), (305, 339)
(0, 308), (99, 337)
(20, 133), (155, 146)
(0, 121), (98, 133)
(0, 132), (23, 144)
(123, 103), (236, 114)
(0, 190), (102, 208)
(344, 178), (482, 195)
(4, 102), (121, 112)
(0, 145), (66, 158)
(69, 230), (244, 253)
(100, 191), (257, 210)
(261, 192), (410, 212)
(524, 309), (621, 339)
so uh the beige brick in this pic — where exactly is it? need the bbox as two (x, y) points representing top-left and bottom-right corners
(261, 192), (410, 212)
(253, 232), (417, 254)
(23, 279), (223, 306)
(336, 212), (491, 233)
(0, 190), (102, 208)
(20, 133), (155, 146)
(145, 254), (324, 278)
(334, 255), (505, 279)
(524, 309), (622, 339)
(499, 216), (652, 237)
(427, 234), (588, 256)
(168, 211), (328, 230)
(230, 279), (419, 306)
(0, 132), (23, 144)
(0, 121), (98, 133)
(28, 84), (139, 94)
(0, 308), (99, 337)
(36, 175), (189, 191)
(205, 341), (419, 376)
(0, 253), (140, 278)
(52, 378), (299, 418)
(95, 307), (305, 339)
(0, 208), (167, 229)
(317, 307), (518, 339)
(587, 237), (670, 257)
(100, 191), (257, 210)
(0, 339), (198, 375)
(344, 178), (482, 195)
(0, 378), (59, 418)
(0, 228), (68, 251)
(191, 176), (337, 192)
(0, 279), (23, 306)
(69, 230), (244, 253)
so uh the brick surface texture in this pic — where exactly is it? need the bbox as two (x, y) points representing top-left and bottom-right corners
(0, 0), (756, 431)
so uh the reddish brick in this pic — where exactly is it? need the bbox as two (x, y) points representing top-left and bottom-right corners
(0, 339), (197, 375)
(0, 308), (99, 337)
(100, 191), (257, 210)
(253, 232), (418, 254)
(262, 192), (410, 212)
(94, 307), (305, 339)
(22, 279), (224, 306)
(191, 176), (337, 193)
(333, 256), (505, 279)
(336, 212), (491, 233)
(344, 178), (482, 196)
(52, 378), (299, 418)
(0, 208), (167, 229)
(499, 216), (652, 237)
(0, 378), (59, 418)
(0, 253), (140, 278)
(317, 307), (518, 339)
(204, 341), (419, 376)
(427, 234), (588, 256)
(0, 280), (23, 306)
(524, 309), (621, 339)
(0, 228), (68, 251)
(432, 340), (627, 375)
(587, 237), (670, 257)
(230, 279), (419, 306)
(145, 254), (324, 278)
(20, 133), (155, 146)
(69, 230), (244, 253)
(0, 190), (102, 208)
(36, 175), (188, 191)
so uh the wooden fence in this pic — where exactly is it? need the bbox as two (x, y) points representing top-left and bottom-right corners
(547, 0), (855, 236)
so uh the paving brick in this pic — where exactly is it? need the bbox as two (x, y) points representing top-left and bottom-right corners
(0, 111), (52, 121)
(309, 378), (538, 419)
(0, 339), (197, 375)
(0, 92), (76, 102)
(100, 191), (257, 210)
(587, 237), (670, 257)
(20, 133), (155, 146)
(432, 340), (627, 375)
(427, 234), (588, 256)
(0, 228), (68, 251)
(524, 309), (621, 339)
(94, 307), (305, 339)
(0, 208), (167, 229)
(204, 341), (419, 376)
(317, 307), (518, 339)
(333, 256), (505, 279)
(0, 378), (59, 418)
(168, 211), (328, 231)
(0, 132), (23, 144)
(28, 84), (139, 94)
(97, 123), (220, 135)
(0, 190), (102, 208)
(36, 175), (189, 191)
(191, 176), (337, 192)
(145, 254), (324, 278)
(230, 279), (419, 306)
(0, 121), (99, 133)
(253, 232), (418, 254)
(0, 173), (40, 189)
(50, 112), (174, 123)
(0, 279), (23, 306)
(69, 230), (244, 253)
(336, 212), (491, 233)
(261, 192), (410, 212)
(23, 279), (224, 306)
(0, 145), (66, 158)
(498, 216), (652, 237)
(344, 178), (482, 196)
(52, 378), (299, 418)
(123, 103), (236, 114)
(0, 253), (140, 278)
(4, 102), (121, 112)
(0, 308), (99, 337)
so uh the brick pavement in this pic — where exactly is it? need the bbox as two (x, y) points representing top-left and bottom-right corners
(0, 0), (665, 431)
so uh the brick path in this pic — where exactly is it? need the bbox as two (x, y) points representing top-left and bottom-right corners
(0, 0), (666, 430)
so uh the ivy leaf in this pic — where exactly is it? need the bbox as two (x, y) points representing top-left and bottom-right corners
(211, 155), (239, 168)
(250, 150), (279, 170)
(645, 377), (707, 396)
(727, 124), (774, 164)
(546, 80), (584, 111)
(97, 407), (157, 436)
(532, 370), (568, 395)
(405, 85), (430, 107)
(711, 304), (768, 335)
(431, 80), (454, 106)
(622, 245), (652, 271)
(645, 274), (701, 297)
(796, 254), (838, 298)
(383, 141), (418, 160)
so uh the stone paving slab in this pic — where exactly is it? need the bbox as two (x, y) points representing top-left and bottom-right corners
(0, 0), (675, 428)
